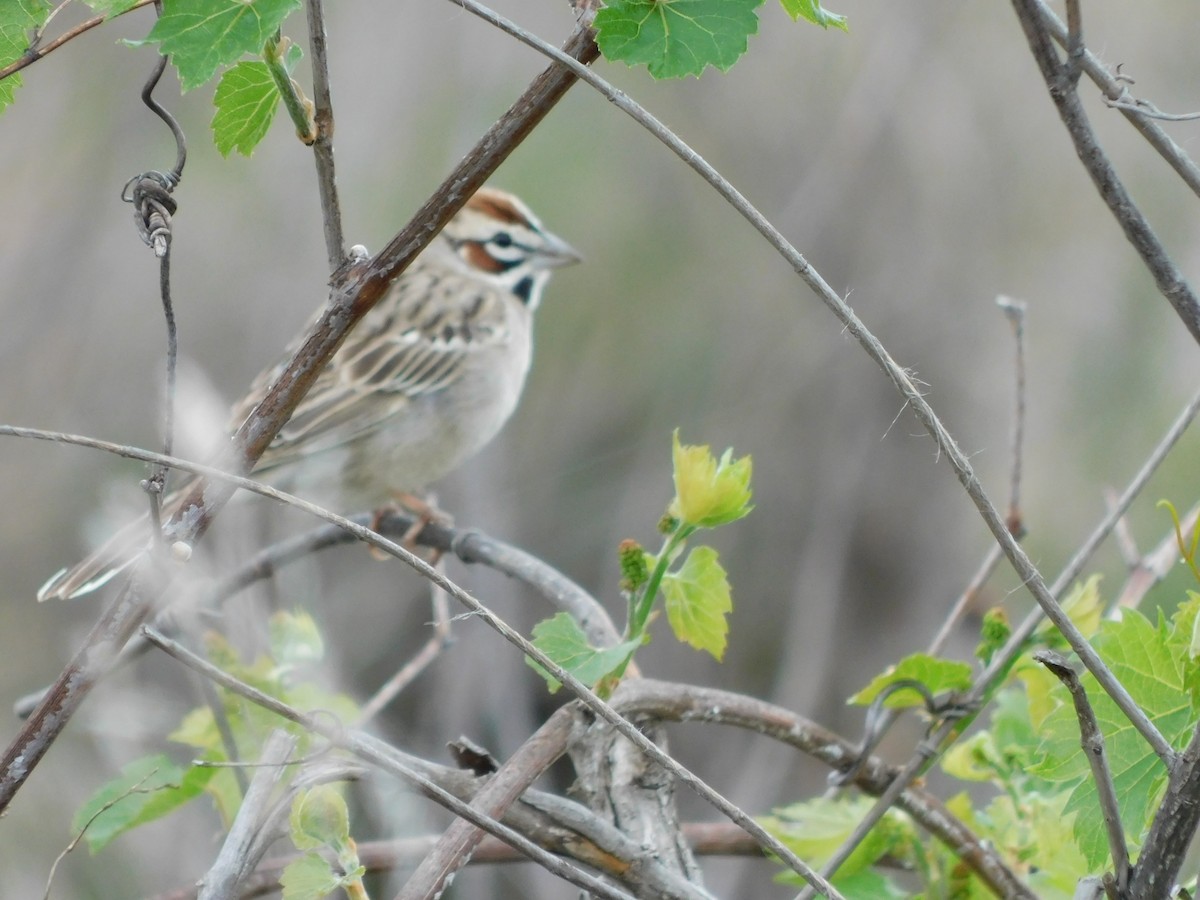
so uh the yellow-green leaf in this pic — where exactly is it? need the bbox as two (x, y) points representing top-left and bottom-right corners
(528, 613), (644, 693)
(850, 653), (972, 708)
(668, 431), (753, 529)
(290, 785), (350, 852)
(661, 545), (732, 660)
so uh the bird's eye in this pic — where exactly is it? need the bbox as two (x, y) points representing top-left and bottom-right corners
(491, 233), (513, 248)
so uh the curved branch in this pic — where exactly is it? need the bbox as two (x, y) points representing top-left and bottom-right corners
(610, 678), (1035, 900)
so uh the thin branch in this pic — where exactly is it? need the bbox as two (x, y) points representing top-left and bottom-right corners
(396, 707), (577, 900)
(997, 295), (1028, 532)
(1036, 652), (1129, 891)
(353, 584), (452, 727)
(0, 15), (600, 815)
(1028, 0), (1200, 199)
(303, 0), (345, 270)
(1010, 0), (1200, 345)
(0, 0), (157, 82)
(197, 730), (298, 900)
(928, 544), (1005, 657)
(928, 297), (1028, 654)
(1102, 99), (1200, 123)
(1116, 501), (1200, 609)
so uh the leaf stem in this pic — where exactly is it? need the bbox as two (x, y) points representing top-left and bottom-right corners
(263, 34), (316, 144)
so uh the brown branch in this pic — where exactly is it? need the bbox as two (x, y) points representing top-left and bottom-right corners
(1129, 719), (1200, 897)
(397, 708), (578, 900)
(303, 0), (345, 271)
(1009, 0), (1200, 346)
(0, 16), (600, 816)
(1036, 652), (1129, 891)
(0, 0), (158, 82)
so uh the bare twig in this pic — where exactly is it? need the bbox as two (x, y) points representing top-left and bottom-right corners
(303, 0), (345, 270)
(1102, 100), (1200, 123)
(928, 297), (1028, 654)
(1010, 0), (1200, 345)
(1035, 652), (1129, 891)
(353, 582), (452, 726)
(1028, 0), (1200, 198)
(997, 295), (1028, 532)
(397, 707), (577, 900)
(1116, 501), (1200, 609)
(197, 730), (298, 900)
(0, 0), (158, 82)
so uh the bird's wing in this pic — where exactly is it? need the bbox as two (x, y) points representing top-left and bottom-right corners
(238, 270), (512, 473)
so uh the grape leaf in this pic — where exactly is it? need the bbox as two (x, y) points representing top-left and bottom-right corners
(595, 0), (764, 80)
(279, 853), (341, 900)
(213, 61), (281, 156)
(529, 612), (644, 692)
(661, 545), (733, 660)
(85, 0), (145, 15)
(140, 0), (301, 91)
(72, 754), (214, 852)
(0, 1), (50, 112)
(1034, 608), (1198, 867)
(850, 653), (973, 708)
(778, 0), (847, 31)
(669, 431), (753, 528)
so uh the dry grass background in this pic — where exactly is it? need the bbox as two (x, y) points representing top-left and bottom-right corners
(2, 0), (1200, 896)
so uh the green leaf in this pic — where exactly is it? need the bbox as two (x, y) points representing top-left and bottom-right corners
(668, 431), (753, 528)
(212, 61), (281, 156)
(528, 612), (644, 693)
(0, 1), (50, 112)
(290, 784), (351, 852)
(1034, 608), (1196, 867)
(661, 545), (732, 660)
(850, 653), (973, 708)
(72, 755), (214, 853)
(1036, 575), (1103, 645)
(270, 608), (325, 668)
(84, 0), (145, 15)
(777, 0), (847, 31)
(762, 795), (914, 886)
(280, 852), (341, 900)
(594, 0), (764, 80)
(141, 0), (301, 91)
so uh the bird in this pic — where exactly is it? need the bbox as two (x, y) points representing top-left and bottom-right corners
(37, 187), (580, 601)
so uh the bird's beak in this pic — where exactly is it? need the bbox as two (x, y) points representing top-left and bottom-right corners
(540, 231), (583, 268)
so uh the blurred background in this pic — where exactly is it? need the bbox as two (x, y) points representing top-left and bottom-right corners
(3, 0), (1200, 896)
